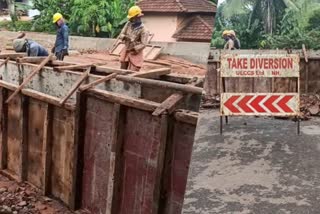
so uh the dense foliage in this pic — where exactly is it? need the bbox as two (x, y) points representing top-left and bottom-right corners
(2, 0), (134, 38)
(212, 0), (320, 49)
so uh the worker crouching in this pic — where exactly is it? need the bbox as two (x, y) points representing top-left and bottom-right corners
(13, 32), (49, 57)
(119, 6), (149, 71)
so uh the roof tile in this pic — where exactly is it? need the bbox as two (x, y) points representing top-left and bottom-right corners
(137, 0), (216, 13)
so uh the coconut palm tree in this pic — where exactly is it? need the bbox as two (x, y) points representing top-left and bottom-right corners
(221, 0), (301, 34)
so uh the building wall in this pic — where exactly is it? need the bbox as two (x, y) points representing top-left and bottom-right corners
(142, 14), (178, 42)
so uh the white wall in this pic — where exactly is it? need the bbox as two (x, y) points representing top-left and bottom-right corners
(142, 14), (178, 42)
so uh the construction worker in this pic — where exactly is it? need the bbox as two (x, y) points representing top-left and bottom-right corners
(52, 13), (69, 61)
(222, 30), (235, 50)
(229, 30), (241, 49)
(119, 6), (149, 71)
(13, 32), (49, 57)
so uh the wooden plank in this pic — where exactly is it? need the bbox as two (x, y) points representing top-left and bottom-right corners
(0, 53), (26, 59)
(0, 58), (10, 68)
(87, 89), (160, 112)
(79, 73), (119, 91)
(54, 63), (93, 71)
(116, 76), (203, 95)
(42, 104), (53, 195)
(152, 93), (184, 116)
(0, 88), (8, 170)
(153, 113), (168, 212)
(5, 54), (53, 104)
(174, 110), (198, 125)
(17, 56), (56, 64)
(20, 96), (29, 182)
(129, 68), (171, 78)
(0, 80), (76, 111)
(106, 103), (121, 214)
(59, 68), (90, 106)
(70, 92), (87, 210)
(95, 66), (134, 75)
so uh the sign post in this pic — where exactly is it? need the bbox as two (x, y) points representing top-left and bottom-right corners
(220, 53), (300, 134)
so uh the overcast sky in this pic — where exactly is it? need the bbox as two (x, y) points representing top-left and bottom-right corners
(218, 0), (226, 6)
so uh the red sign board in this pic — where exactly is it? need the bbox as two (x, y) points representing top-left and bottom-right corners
(221, 93), (299, 116)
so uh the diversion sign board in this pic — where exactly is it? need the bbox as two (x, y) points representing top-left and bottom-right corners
(220, 53), (300, 117)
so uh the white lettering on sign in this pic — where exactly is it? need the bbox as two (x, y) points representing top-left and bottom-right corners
(221, 54), (300, 77)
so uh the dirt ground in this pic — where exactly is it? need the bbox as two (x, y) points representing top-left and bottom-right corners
(0, 173), (86, 214)
(0, 32), (207, 77)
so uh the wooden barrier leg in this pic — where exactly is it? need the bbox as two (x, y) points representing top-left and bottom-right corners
(220, 116), (223, 135)
(297, 117), (301, 135)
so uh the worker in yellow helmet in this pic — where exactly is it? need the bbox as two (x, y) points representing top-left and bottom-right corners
(52, 13), (69, 61)
(229, 30), (241, 49)
(222, 30), (235, 50)
(119, 6), (149, 71)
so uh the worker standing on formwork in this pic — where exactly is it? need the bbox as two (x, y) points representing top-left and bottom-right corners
(222, 30), (235, 50)
(229, 30), (241, 49)
(119, 6), (149, 71)
(52, 13), (69, 61)
(13, 32), (49, 57)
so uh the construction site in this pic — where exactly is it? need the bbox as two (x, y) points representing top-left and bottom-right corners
(0, 28), (209, 214)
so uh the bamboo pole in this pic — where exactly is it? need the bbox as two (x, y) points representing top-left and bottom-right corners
(116, 75), (203, 94)
(5, 54), (53, 104)
(59, 68), (90, 105)
(79, 73), (118, 91)
(0, 58), (10, 68)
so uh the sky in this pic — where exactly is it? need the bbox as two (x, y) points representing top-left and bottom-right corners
(218, 0), (226, 6)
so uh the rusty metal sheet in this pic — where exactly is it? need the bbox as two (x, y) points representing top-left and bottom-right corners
(221, 93), (300, 116)
(81, 96), (115, 214)
(221, 54), (300, 78)
(50, 107), (75, 206)
(119, 108), (163, 214)
(27, 99), (46, 188)
(161, 121), (196, 214)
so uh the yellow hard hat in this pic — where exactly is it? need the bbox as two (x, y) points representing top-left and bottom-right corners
(222, 30), (230, 36)
(229, 30), (236, 37)
(53, 13), (63, 23)
(127, 6), (143, 19)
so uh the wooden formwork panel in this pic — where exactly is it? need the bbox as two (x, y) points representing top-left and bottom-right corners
(7, 93), (23, 177)
(118, 108), (166, 214)
(50, 107), (76, 206)
(81, 96), (116, 214)
(27, 99), (46, 188)
(161, 121), (196, 214)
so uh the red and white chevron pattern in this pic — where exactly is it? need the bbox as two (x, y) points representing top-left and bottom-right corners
(221, 93), (299, 116)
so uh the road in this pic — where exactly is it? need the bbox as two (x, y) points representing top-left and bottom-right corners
(183, 109), (320, 214)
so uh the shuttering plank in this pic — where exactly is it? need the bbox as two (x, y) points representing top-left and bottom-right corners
(161, 121), (196, 214)
(42, 104), (53, 195)
(20, 96), (29, 182)
(50, 107), (76, 206)
(81, 96), (117, 213)
(27, 98), (46, 188)
(119, 108), (166, 214)
(0, 88), (8, 170)
(7, 92), (23, 177)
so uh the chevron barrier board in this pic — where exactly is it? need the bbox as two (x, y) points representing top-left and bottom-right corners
(221, 93), (300, 116)
(221, 54), (300, 78)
